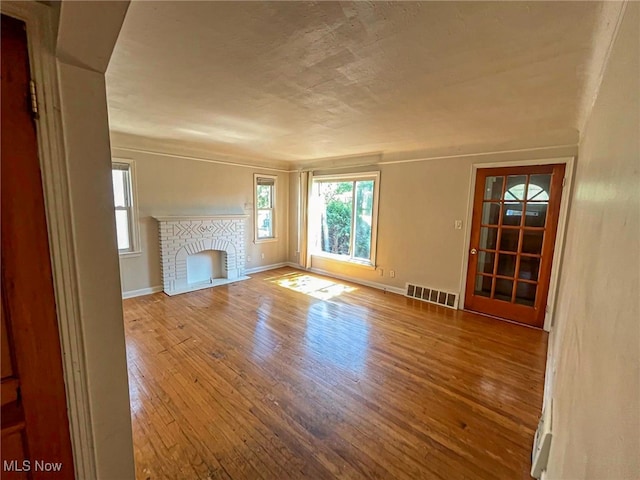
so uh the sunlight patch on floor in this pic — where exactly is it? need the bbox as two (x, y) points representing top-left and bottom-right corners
(271, 273), (357, 300)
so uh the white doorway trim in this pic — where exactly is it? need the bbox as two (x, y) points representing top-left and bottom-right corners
(0, 2), (97, 478)
(457, 156), (576, 332)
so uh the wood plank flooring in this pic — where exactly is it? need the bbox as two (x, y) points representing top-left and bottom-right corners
(123, 267), (548, 480)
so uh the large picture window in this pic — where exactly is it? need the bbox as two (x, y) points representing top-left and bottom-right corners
(255, 174), (277, 241)
(309, 172), (380, 266)
(112, 161), (139, 254)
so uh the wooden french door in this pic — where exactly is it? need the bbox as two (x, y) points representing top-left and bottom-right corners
(1, 14), (75, 478)
(464, 164), (565, 328)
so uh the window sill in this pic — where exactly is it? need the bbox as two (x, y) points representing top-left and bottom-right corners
(255, 237), (278, 244)
(311, 252), (376, 270)
(119, 250), (142, 258)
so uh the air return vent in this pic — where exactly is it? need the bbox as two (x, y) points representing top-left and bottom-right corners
(405, 283), (459, 310)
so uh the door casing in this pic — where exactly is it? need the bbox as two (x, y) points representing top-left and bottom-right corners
(0, 2), (97, 478)
(458, 156), (575, 331)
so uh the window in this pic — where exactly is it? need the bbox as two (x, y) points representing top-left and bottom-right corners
(309, 172), (380, 266)
(254, 174), (277, 241)
(112, 161), (138, 254)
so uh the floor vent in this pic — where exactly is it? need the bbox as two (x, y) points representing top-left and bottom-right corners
(405, 283), (459, 310)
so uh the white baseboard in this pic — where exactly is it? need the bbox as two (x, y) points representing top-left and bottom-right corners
(122, 285), (163, 299)
(244, 262), (290, 274)
(122, 263), (406, 299)
(301, 266), (406, 296)
(121, 263), (291, 299)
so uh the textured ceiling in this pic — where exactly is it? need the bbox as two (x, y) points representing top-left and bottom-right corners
(106, 1), (605, 164)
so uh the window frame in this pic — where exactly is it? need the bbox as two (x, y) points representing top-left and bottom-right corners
(254, 174), (278, 243)
(112, 159), (141, 256)
(308, 171), (381, 268)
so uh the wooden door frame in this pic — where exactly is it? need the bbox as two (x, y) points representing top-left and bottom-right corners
(458, 156), (575, 332)
(0, 2), (96, 478)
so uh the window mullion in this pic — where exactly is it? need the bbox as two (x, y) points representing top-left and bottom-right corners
(126, 205), (133, 252)
(123, 170), (131, 208)
(270, 206), (274, 236)
(350, 181), (357, 259)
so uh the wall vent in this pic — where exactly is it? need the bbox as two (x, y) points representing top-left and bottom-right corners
(405, 283), (459, 310)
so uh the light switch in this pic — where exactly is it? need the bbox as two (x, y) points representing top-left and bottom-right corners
(454, 220), (463, 230)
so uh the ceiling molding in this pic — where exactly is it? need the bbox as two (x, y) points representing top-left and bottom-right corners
(110, 131), (290, 172)
(295, 143), (578, 173)
(111, 145), (290, 174)
(111, 131), (578, 173)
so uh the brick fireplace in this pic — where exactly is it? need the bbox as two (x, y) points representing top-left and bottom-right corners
(154, 215), (248, 295)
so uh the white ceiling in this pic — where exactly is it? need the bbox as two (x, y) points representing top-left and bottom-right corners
(106, 1), (607, 164)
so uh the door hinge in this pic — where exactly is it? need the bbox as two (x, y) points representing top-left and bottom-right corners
(562, 177), (566, 188)
(29, 80), (39, 119)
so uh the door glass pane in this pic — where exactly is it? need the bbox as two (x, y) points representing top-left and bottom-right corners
(503, 202), (523, 226)
(499, 228), (519, 252)
(115, 210), (130, 250)
(515, 281), (537, 306)
(525, 202), (548, 227)
(522, 230), (544, 254)
(474, 275), (492, 297)
(504, 175), (527, 201)
(481, 203), (501, 225)
(353, 180), (374, 259)
(494, 278), (514, 302)
(497, 253), (516, 277)
(518, 256), (541, 281)
(484, 176), (504, 200)
(479, 227), (498, 250)
(477, 251), (495, 275)
(528, 174), (551, 201)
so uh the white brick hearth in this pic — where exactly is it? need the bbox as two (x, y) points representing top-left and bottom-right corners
(154, 215), (249, 295)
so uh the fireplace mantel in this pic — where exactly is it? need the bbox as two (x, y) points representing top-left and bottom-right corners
(153, 214), (249, 222)
(155, 215), (249, 295)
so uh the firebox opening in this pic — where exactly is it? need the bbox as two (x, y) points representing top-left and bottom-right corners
(187, 250), (225, 285)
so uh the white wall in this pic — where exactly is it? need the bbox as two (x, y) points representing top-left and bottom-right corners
(289, 145), (576, 295)
(112, 146), (290, 294)
(545, 3), (639, 479)
(55, 1), (135, 478)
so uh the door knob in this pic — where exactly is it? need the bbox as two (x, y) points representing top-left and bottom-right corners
(470, 248), (477, 255)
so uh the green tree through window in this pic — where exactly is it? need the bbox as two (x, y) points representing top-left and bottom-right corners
(314, 178), (375, 261)
(320, 182), (353, 255)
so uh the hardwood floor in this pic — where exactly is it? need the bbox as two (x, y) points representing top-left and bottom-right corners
(123, 267), (547, 480)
